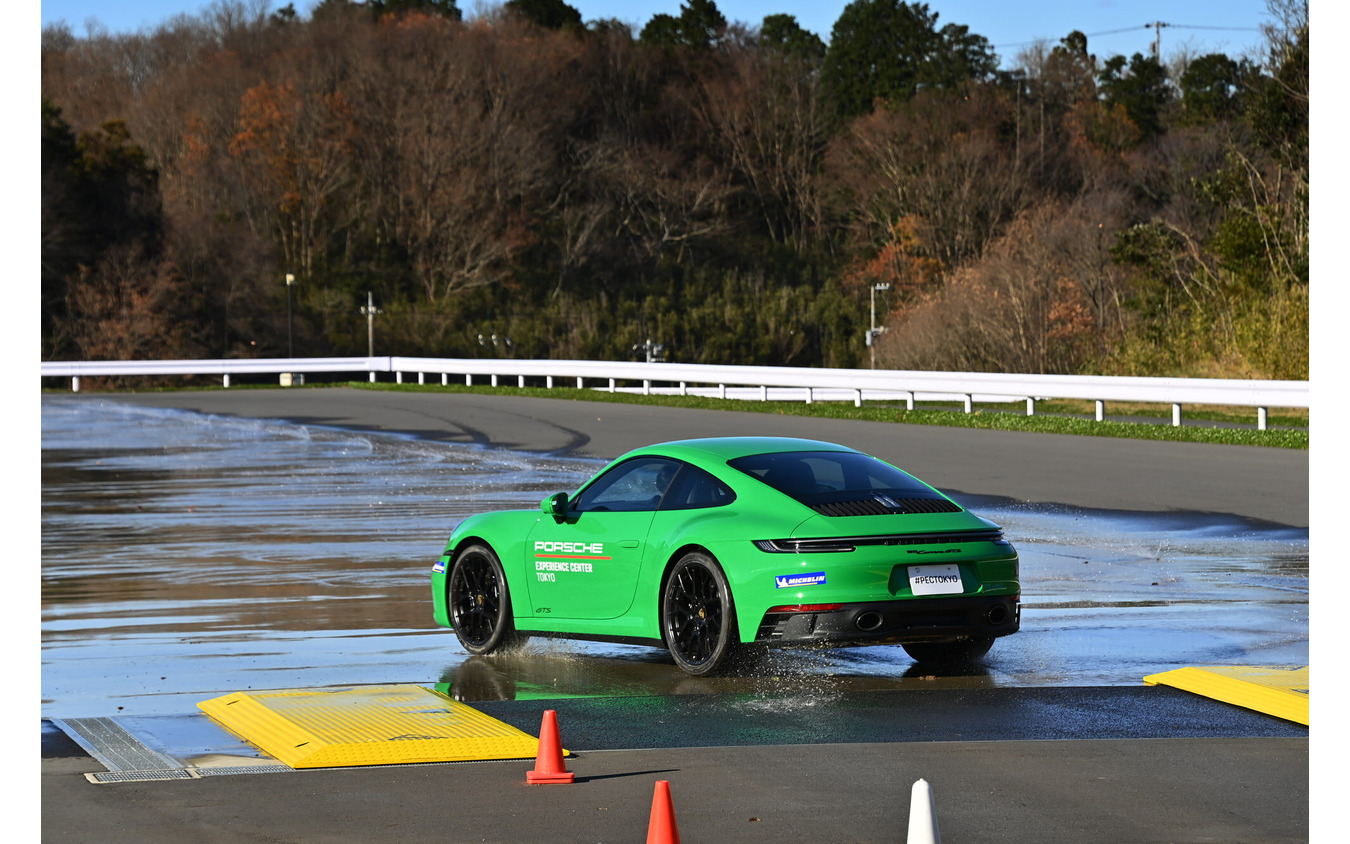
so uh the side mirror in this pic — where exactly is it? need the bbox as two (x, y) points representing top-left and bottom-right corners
(541, 492), (569, 517)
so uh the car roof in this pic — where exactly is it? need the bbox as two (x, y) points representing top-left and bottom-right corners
(626, 436), (859, 463)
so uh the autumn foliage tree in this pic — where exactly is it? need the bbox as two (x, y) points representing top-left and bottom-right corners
(40, 0), (1307, 381)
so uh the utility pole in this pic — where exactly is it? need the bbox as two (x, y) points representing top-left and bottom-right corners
(359, 292), (381, 357)
(867, 283), (891, 369)
(285, 273), (295, 358)
(1147, 21), (1169, 57)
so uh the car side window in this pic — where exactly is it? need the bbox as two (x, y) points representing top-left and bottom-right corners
(572, 457), (682, 513)
(660, 464), (736, 511)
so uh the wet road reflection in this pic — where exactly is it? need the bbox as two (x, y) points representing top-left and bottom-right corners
(41, 396), (1307, 721)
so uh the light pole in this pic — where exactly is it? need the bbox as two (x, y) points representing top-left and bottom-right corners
(285, 273), (295, 358)
(632, 338), (666, 363)
(868, 282), (891, 369)
(359, 292), (382, 357)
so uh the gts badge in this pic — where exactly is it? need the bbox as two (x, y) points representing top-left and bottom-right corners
(907, 548), (960, 555)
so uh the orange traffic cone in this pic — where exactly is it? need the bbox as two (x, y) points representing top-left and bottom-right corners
(526, 709), (575, 784)
(646, 780), (681, 844)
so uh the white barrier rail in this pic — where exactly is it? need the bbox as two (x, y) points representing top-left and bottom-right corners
(40, 356), (1308, 430)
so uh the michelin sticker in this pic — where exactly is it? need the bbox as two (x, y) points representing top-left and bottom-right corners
(775, 571), (827, 588)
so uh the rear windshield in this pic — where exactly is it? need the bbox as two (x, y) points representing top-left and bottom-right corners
(728, 451), (958, 516)
(729, 451), (933, 498)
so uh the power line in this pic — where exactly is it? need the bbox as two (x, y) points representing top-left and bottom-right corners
(993, 22), (1260, 51)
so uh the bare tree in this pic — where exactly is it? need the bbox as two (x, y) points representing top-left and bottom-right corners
(692, 34), (828, 251)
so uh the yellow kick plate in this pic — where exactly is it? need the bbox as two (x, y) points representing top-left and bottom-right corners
(1143, 665), (1308, 726)
(198, 684), (554, 769)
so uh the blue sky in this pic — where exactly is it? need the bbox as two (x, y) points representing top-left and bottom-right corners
(40, 0), (1282, 65)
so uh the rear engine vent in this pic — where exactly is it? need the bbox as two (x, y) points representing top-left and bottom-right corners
(811, 496), (962, 517)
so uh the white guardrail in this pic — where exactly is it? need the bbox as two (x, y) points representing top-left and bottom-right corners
(40, 356), (1308, 430)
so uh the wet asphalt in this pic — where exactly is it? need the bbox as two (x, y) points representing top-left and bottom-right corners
(41, 388), (1312, 842)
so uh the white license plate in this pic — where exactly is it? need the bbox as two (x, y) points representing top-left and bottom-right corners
(907, 564), (964, 596)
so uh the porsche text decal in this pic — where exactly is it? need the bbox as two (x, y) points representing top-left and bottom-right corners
(533, 540), (609, 581)
(534, 541), (608, 557)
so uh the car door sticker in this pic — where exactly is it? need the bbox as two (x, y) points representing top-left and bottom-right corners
(533, 541), (609, 581)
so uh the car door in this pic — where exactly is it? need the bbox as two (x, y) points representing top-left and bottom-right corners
(524, 456), (679, 619)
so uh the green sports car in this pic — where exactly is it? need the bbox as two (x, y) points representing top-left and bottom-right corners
(431, 436), (1020, 676)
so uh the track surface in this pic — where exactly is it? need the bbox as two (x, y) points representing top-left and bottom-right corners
(42, 389), (1311, 842)
(108, 387), (1308, 526)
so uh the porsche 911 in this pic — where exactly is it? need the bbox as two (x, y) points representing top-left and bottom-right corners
(431, 436), (1020, 675)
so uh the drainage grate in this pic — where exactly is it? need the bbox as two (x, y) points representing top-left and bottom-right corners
(51, 717), (181, 773)
(196, 764), (293, 777)
(85, 769), (198, 784)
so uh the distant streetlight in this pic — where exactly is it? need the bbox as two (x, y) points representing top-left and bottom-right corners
(867, 283), (891, 369)
(359, 292), (382, 357)
(477, 333), (512, 356)
(632, 338), (666, 363)
(285, 273), (296, 358)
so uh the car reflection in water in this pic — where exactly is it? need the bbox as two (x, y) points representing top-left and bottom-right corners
(440, 645), (995, 704)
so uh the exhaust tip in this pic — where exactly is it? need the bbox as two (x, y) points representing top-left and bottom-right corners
(855, 611), (884, 632)
(986, 604), (1009, 625)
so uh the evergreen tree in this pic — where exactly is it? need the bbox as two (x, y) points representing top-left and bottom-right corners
(505, 0), (582, 31)
(1097, 53), (1172, 140)
(759, 14), (825, 63)
(368, 0), (461, 21)
(820, 0), (995, 120)
(639, 0), (726, 48)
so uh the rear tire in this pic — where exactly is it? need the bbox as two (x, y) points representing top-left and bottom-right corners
(901, 637), (994, 667)
(448, 543), (527, 655)
(661, 552), (739, 676)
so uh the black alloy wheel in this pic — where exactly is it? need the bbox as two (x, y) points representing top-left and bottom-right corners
(448, 543), (525, 655)
(662, 552), (738, 676)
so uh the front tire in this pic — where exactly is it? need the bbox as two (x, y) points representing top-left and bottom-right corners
(448, 543), (526, 655)
(901, 636), (994, 667)
(661, 551), (739, 676)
